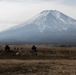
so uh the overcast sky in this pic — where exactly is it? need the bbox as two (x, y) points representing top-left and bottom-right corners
(0, 0), (76, 31)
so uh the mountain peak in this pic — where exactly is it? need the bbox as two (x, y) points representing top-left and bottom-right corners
(34, 10), (65, 22)
(41, 10), (60, 13)
(32, 10), (61, 22)
(40, 10), (61, 16)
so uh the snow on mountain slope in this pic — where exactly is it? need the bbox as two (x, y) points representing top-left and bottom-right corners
(0, 10), (76, 44)
(3, 10), (76, 32)
(33, 10), (76, 32)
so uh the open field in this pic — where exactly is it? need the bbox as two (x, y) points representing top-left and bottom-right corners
(0, 45), (76, 59)
(0, 59), (76, 75)
(0, 45), (76, 75)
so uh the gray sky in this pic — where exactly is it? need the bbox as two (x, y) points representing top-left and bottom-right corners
(0, 0), (76, 31)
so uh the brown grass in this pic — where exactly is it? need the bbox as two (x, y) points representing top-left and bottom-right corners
(0, 59), (76, 75)
(0, 45), (76, 75)
(0, 45), (76, 59)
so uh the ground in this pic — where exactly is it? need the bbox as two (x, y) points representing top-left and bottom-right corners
(0, 45), (76, 75)
(0, 59), (76, 75)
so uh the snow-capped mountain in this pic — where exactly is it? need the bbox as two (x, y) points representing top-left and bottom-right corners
(0, 10), (76, 44)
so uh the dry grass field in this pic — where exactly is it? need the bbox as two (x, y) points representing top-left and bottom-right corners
(0, 45), (76, 59)
(0, 59), (76, 75)
(0, 45), (76, 75)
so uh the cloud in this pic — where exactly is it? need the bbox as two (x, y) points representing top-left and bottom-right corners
(60, 0), (76, 6)
(0, 0), (55, 2)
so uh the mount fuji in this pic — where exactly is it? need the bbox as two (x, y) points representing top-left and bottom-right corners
(0, 10), (76, 44)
